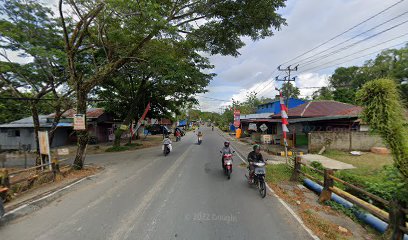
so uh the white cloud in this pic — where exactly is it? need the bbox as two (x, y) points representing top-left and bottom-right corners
(296, 73), (330, 97)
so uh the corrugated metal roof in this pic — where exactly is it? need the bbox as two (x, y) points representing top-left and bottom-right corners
(48, 108), (105, 118)
(274, 101), (362, 118)
(0, 115), (51, 128)
(240, 113), (273, 120)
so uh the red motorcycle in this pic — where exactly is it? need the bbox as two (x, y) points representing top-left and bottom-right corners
(222, 153), (233, 179)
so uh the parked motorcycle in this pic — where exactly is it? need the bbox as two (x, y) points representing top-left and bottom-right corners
(223, 153), (233, 179)
(246, 161), (267, 198)
(176, 135), (181, 142)
(163, 144), (170, 156)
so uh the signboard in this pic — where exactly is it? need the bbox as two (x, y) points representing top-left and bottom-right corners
(39, 131), (50, 155)
(260, 124), (268, 132)
(233, 109), (240, 128)
(248, 123), (257, 131)
(73, 114), (86, 130)
(39, 131), (52, 170)
(57, 148), (69, 156)
(120, 124), (128, 130)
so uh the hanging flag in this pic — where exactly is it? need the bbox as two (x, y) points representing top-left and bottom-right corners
(279, 91), (289, 146)
(132, 102), (151, 136)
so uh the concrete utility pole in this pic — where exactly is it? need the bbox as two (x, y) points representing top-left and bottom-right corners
(276, 65), (298, 108)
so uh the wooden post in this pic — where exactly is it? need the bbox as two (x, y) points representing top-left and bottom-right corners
(51, 157), (60, 181)
(319, 169), (334, 203)
(290, 156), (301, 182)
(0, 169), (10, 188)
(385, 199), (406, 240)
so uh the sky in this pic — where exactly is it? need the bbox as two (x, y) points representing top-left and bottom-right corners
(197, 0), (408, 112)
(3, 0), (408, 112)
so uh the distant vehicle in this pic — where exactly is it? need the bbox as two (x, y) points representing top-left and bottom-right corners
(174, 127), (185, 136)
(147, 125), (171, 135)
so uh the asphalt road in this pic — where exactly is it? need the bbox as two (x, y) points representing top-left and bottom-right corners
(0, 127), (313, 240)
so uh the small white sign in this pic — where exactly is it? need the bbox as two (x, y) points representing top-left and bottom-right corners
(74, 114), (86, 130)
(57, 148), (69, 156)
(260, 124), (268, 132)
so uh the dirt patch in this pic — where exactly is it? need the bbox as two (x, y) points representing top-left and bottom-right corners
(5, 165), (101, 203)
(268, 182), (381, 240)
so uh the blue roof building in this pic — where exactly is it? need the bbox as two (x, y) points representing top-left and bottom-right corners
(256, 98), (306, 114)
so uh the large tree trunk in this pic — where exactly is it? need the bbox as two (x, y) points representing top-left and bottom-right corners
(72, 90), (88, 170)
(29, 101), (41, 166)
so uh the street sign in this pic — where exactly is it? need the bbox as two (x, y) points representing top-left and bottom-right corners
(260, 124), (268, 132)
(73, 114), (86, 130)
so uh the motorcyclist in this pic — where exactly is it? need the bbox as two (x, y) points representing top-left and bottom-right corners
(221, 141), (233, 169)
(212, 125), (214, 131)
(247, 144), (264, 182)
(162, 134), (172, 152)
(197, 131), (203, 142)
(175, 130), (181, 141)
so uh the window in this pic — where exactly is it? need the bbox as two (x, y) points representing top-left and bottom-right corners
(7, 129), (20, 137)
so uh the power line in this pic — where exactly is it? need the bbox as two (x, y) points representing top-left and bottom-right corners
(297, 18), (408, 68)
(280, 0), (406, 66)
(299, 41), (408, 74)
(300, 33), (408, 72)
(0, 97), (104, 102)
(197, 95), (230, 102)
(296, 10), (408, 66)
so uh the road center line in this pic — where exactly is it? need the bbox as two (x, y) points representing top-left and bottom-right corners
(110, 144), (194, 240)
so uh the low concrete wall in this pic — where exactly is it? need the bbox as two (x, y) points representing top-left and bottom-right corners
(308, 131), (384, 152)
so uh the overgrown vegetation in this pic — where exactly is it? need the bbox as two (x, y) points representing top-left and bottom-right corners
(105, 146), (130, 152)
(266, 164), (292, 184)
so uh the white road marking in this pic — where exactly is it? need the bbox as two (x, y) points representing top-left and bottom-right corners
(110, 144), (194, 240)
(218, 130), (320, 240)
(4, 175), (94, 217)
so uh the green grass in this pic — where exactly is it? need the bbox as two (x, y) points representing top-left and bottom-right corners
(124, 142), (143, 147)
(266, 164), (293, 184)
(105, 146), (130, 152)
(323, 150), (393, 175)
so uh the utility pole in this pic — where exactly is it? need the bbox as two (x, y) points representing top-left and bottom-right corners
(276, 65), (298, 108)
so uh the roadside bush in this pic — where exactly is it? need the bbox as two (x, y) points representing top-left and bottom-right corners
(105, 146), (129, 152)
(336, 165), (408, 206)
(310, 161), (324, 171)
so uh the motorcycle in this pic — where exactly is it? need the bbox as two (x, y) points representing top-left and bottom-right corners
(176, 136), (181, 142)
(222, 153), (233, 179)
(246, 161), (267, 198)
(163, 144), (170, 156)
(197, 136), (202, 145)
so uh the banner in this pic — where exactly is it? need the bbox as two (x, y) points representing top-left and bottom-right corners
(132, 102), (151, 136)
(233, 109), (240, 128)
(279, 91), (289, 146)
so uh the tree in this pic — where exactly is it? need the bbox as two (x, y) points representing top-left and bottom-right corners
(312, 86), (333, 100)
(325, 45), (408, 105)
(57, 0), (287, 169)
(0, 0), (71, 163)
(281, 82), (300, 99)
(357, 79), (408, 178)
(97, 40), (213, 146)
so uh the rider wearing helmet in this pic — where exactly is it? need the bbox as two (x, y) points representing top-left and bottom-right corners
(162, 134), (173, 152)
(247, 144), (264, 180)
(221, 141), (233, 168)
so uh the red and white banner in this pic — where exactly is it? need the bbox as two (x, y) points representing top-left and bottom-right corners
(233, 109), (240, 128)
(279, 92), (289, 146)
(132, 102), (151, 136)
